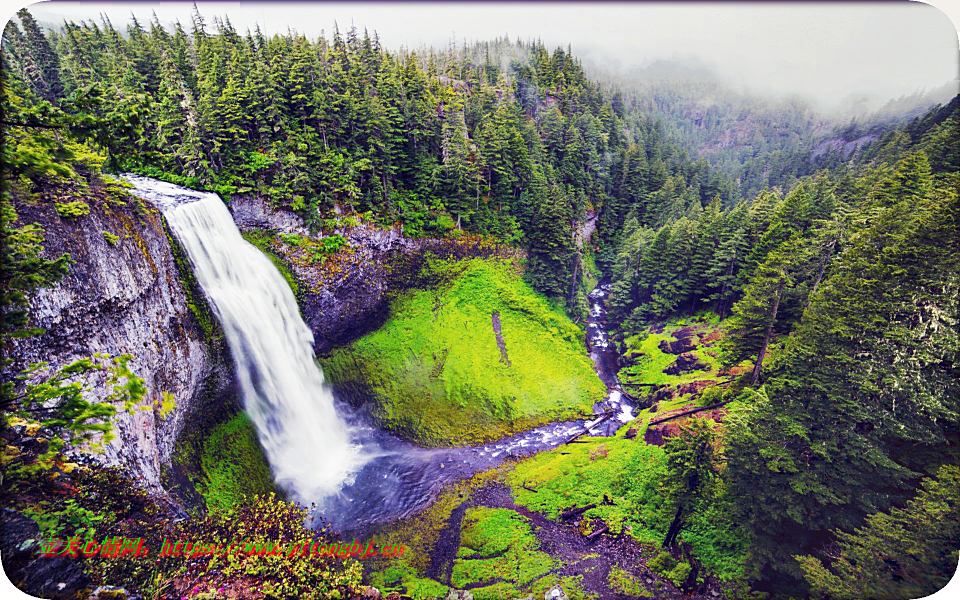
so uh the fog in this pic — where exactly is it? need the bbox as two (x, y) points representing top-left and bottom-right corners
(27, 1), (960, 109)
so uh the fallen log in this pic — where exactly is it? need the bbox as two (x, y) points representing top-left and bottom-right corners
(585, 525), (609, 541)
(559, 504), (597, 520)
(647, 400), (732, 426)
(621, 382), (658, 387)
(563, 412), (615, 444)
(521, 484), (538, 493)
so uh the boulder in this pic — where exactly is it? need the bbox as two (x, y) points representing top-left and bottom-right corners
(677, 380), (717, 397)
(658, 337), (697, 354)
(701, 330), (723, 344)
(1, 509), (89, 599)
(544, 585), (569, 600)
(647, 385), (674, 404)
(664, 352), (708, 375)
(354, 587), (382, 600)
(445, 590), (475, 600)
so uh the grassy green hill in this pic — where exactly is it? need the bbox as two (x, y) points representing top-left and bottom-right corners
(321, 259), (605, 446)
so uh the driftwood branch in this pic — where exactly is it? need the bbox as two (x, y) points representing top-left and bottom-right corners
(560, 504), (596, 520)
(563, 412), (615, 444)
(647, 401), (732, 426)
(586, 525), (609, 540)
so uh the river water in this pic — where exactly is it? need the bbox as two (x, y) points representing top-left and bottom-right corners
(128, 175), (632, 532)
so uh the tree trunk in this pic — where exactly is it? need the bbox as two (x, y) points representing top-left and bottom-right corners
(662, 505), (684, 548)
(802, 239), (836, 321)
(751, 277), (786, 386)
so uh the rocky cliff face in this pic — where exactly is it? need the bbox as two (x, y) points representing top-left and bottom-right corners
(229, 196), (521, 354)
(8, 191), (227, 494)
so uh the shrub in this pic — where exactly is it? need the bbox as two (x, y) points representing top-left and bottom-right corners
(55, 200), (90, 219)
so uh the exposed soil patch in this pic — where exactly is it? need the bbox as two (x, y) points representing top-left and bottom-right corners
(427, 501), (469, 585)
(491, 311), (511, 366)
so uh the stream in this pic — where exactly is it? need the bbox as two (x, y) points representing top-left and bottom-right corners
(128, 175), (633, 533)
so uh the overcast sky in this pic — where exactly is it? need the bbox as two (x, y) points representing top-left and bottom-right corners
(18, 1), (960, 109)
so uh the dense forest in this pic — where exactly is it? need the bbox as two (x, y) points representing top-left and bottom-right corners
(2, 6), (958, 600)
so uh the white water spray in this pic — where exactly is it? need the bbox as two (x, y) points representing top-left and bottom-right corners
(125, 176), (365, 503)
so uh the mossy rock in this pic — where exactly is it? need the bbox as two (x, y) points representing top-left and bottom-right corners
(322, 259), (604, 446)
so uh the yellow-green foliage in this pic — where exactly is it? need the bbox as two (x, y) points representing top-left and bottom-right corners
(322, 259), (604, 445)
(451, 507), (556, 599)
(607, 565), (652, 597)
(55, 200), (90, 219)
(185, 493), (363, 600)
(198, 413), (276, 512)
(647, 551), (692, 588)
(619, 324), (722, 388)
(509, 436), (668, 543)
(102, 230), (120, 245)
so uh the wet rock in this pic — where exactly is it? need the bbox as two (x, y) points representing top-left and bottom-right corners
(619, 349), (646, 367)
(624, 426), (638, 439)
(445, 590), (474, 600)
(354, 587), (382, 600)
(673, 326), (697, 339)
(230, 196), (518, 355)
(647, 385), (674, 404)
(649, 323), (666, 334)
(677, 380), (717, 397)
(1, 508), (89, 599)
(88, 586), (131, 600)
(663, 352), (709, 375)
(8, 189), (222, 494)
(701, 330), (723, 344)
(658, 337), (697, 354)
(229, 195), (309, 235)
(543, 585), (569, 600)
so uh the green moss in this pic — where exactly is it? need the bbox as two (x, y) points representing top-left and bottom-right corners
(451, 507), (556, 595)
(198, 412), (275, 512)
(322, 259), (604, 446)
(242, 229), (301, 297)
(607, 565), (652, 597)
(164, 218), (226, 355)
(508, 436), (668, 543)
(366, 564), (448, 599)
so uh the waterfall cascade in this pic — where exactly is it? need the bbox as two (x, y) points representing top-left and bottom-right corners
(125, 176), (366, 504)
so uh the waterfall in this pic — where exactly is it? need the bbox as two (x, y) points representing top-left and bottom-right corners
(124, 176), (365, 504)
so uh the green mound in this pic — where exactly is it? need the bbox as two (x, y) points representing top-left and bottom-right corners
(322, 259), (605, 446)
(198, 412), (276, 512)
